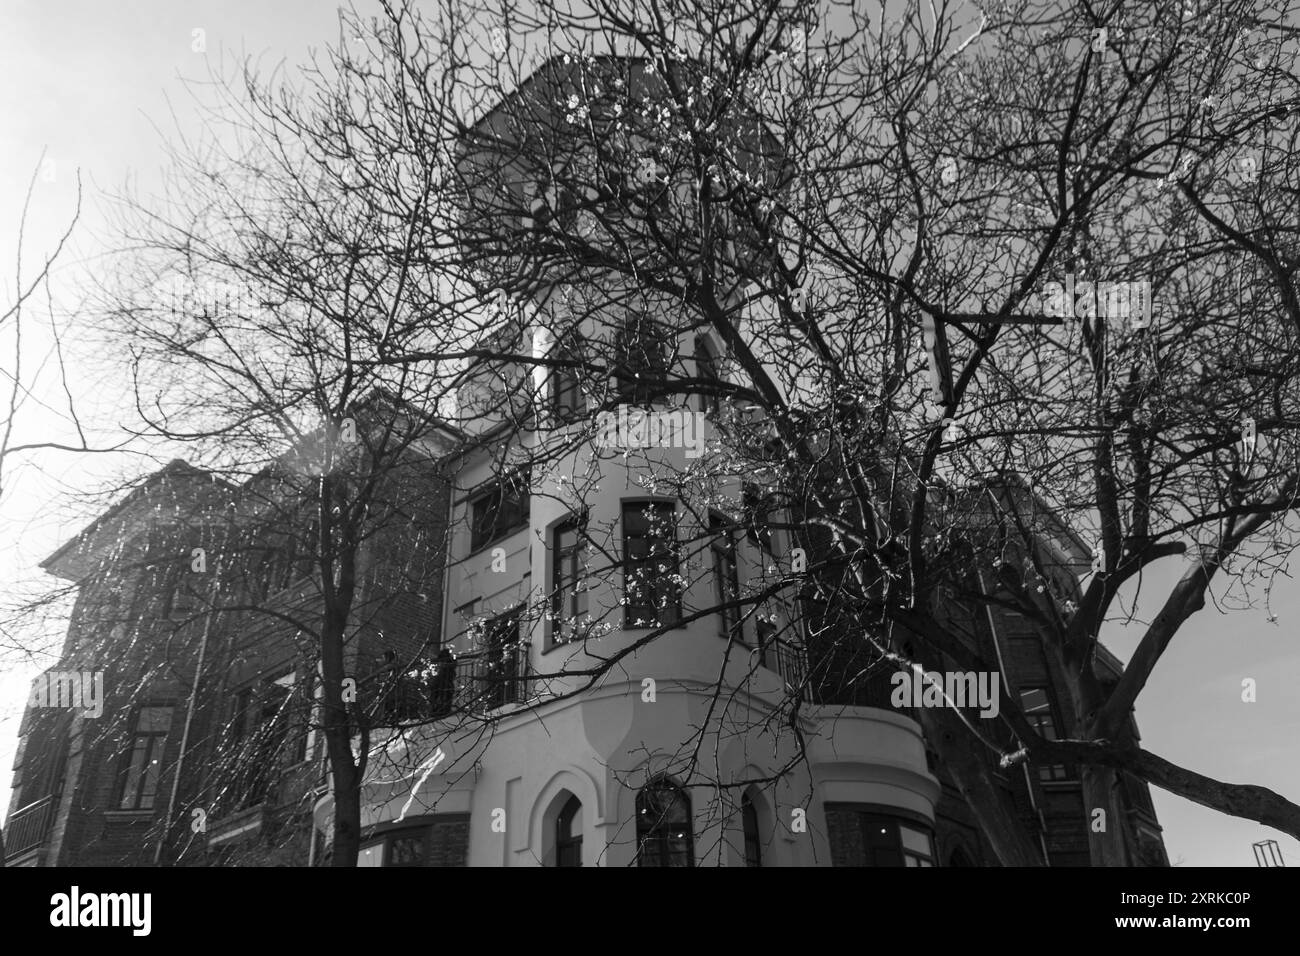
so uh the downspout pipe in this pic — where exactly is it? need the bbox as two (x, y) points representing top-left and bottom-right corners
(155, 558), (221, 865)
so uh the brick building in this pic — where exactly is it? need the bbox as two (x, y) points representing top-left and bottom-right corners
(5, 56), (1167, 868)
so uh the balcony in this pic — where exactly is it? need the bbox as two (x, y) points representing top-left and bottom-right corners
(382, 642), (533, 725)
(808, 655), (911, 714)
(5, 794), (57, 862)
(761, 637), (812, 704)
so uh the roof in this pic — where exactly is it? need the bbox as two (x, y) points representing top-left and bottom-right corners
(41, 460), (233, 578)
(460, 52), (787, 175)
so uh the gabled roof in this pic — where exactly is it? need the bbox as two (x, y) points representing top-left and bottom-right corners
(460, 52), (786, 175)
(41, 460), (235, 579)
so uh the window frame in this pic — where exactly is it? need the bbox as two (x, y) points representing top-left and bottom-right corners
(635, 778), (694, 867)
(695, 335), (723, 416)
(357, 815), (472, 868)
(754, 615), (777, 670)
(613, 313), (672, 406)
(555, 795), (583, 867)
(741, 483), (776, 555)
(549, 335), (587, 424)
(481, 605), (525, 709)
(824, 803), (937, 867)
(549, 513), (589, 648)
(226, 668), (303, 810)
(161, 562), (205, 618)
(468, 469), (531, 554)
(621, 499), (682, 629)
(742, 793), (762, 868)
(1019, 686), (1074, 782)
(115, 703), (175, 812)
(709, 512), (741, 641)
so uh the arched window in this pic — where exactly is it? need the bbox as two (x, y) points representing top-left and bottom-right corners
(742, 793), (762, 868)
(555, 795), (582, 867)
(636, 778), (693, 867)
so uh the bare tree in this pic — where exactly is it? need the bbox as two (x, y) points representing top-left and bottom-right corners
(59, 0), (1300, 868)
(409, 0), (1300, 863)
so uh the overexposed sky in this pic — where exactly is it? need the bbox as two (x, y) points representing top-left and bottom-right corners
(0, 0), (1295, 867)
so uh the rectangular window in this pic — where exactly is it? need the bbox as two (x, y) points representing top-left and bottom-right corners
(470, 471), (530, 553)
(551, 340), (586, 423)
(162, 566), (203, 617)
(1020, 687), (1073, 781)
(696, 336), (722, 416)
(710, 513), (741, 640)
(825, 805), (935, 867)
(270, 670), (307, 764)
(613, 315), (670, 406)
(755, 616), (777, 669)
(622, 502), (681, 628)
(358, 817), (471, 867)
(228, 670), (301, 810)
(116, 705), (174, 811)
(259, 518), (320, 595)
(551, 515), (588, 645)
(742, 484), (774, 554)
(482, 607), (524, 709)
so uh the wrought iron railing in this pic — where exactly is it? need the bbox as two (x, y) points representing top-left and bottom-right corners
(806, 648), (910, 713)
(381, 642), (533, 724)
(755, 637), (812, 703)
(5, 794), (56, 859)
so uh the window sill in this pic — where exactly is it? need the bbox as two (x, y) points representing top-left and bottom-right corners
(621, 622), (686, 633)
(103, 809), (155, 824)
(467, 525), (530, 559)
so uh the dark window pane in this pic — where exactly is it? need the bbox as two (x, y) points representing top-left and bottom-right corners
(117, 706), (173, 810)
(482, 608), (524, 708)
(742, 795), (762, 868)
(426, 818), (470, 867)
(470, 472), (530, 552)
(551, 341), (586, 423)
(696, 336), (722, 415)
(388, 833), (427, 867)
(636, 780), (693, 867)
(826, 805), (934, 867)
(1019, 687), (1072, 781)
(556, 795), (582, 867)
(551, 516), (587, 644)
(622, 502), (680, 628)
(710, 513), (740, 638)
(742, 484), (774, 553)
(614, 315), (670, 405)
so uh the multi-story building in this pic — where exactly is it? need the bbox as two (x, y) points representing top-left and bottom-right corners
(5, 56), (1167, 868)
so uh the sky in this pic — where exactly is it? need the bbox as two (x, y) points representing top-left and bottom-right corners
(0, 0), (1296, 867)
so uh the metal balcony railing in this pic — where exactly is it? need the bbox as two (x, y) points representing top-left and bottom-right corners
(807, 653), (910, 713)
(5, 794), (57, 859)
(758, 637), (812, 704)
(382, 642), (533, 724)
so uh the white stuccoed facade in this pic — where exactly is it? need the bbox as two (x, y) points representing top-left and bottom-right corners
(312, 334), (941, 866)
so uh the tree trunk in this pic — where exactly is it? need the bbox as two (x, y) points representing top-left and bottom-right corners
(321, 606), (362, 867)
(313, 587), (356, 868)
(1080, 764), (1129, 865)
